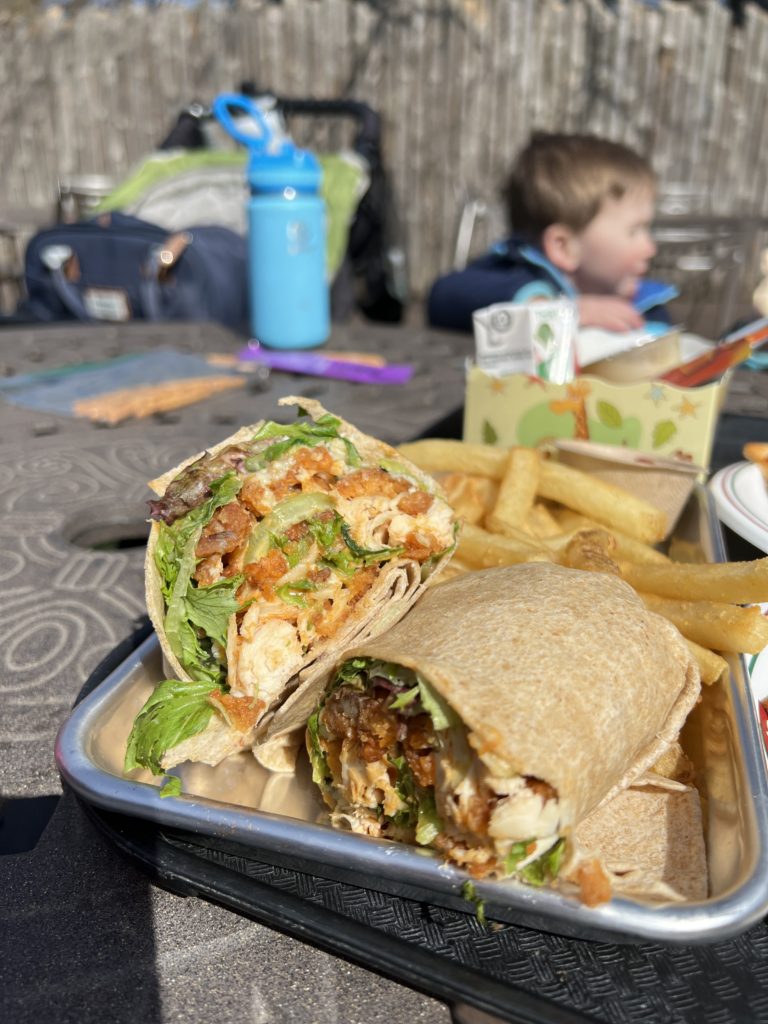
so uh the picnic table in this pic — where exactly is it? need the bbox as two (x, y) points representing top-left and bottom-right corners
(1, 318), (767, 1024)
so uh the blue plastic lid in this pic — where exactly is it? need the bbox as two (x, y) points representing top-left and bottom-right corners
(212, 92), (322, 194)
(248, 145), (322, 193)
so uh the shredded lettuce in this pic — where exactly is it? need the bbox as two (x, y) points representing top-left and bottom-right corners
(388, 685), (420, 710)
(504, 839), (536, 876)
(334, 657), (370, 688)
(340, 522), (404, 566)
(308, 510), (343, 550)
(276, 578), (318, 608)
(415, 790), (443, 846)
(159, 776), (182, 798)
(124, 677), (225, 778)
(505, 838), (566, 886)
(416, 675), (459, 731)
(306, 710), (331, 786)
(378, 458), (433, 493)
(461, 881), (487, 926)
(244, 412), (361, 471)
(244, 492), (336, 564)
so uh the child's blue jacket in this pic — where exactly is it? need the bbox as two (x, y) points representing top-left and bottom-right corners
(427, 236), (672, 331)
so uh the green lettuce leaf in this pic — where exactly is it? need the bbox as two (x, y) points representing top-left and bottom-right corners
(415, 790), (443, 845)
(504, 839), (535, 876)
(340, 522), (404, 566)
(461, 881), (487, 926)
(124, 677), (224, 777)
(184, 574), (243, 647)
(276, 578), (318, 608)
(507, 838), (566, 886)
(388, 685), (420, 710)
(156, 473), (242, 682)
(244, 412), (361, 471)
(417, 675), (459, 731)
(244, 492), (336, 564)
(307, 710), (331, 786)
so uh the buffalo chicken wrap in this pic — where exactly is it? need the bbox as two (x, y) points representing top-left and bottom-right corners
(306, 563), (701, 901)
(124, 397), (457, 789)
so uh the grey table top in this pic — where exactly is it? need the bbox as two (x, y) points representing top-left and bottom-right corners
(0, 319), (472, 1024)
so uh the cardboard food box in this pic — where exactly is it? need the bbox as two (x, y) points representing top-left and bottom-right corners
(552, 439), (702, 540)
(463, 365), (729, 470)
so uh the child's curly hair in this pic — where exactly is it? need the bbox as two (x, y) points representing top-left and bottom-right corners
(503, 133), (656, 242)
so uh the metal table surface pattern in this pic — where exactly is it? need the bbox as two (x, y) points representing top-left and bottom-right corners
(1, 320), (768, 1024)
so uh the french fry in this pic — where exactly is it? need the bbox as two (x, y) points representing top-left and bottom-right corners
(684, 639), (729, 686)
(398, 439), (508, 478)
(485, 447), (541, 536)
(561, 529), (621, 576)
(666, 538), (707, 564)
(438, 472), (499, 526)
(525, 502), (563, 539)
(639, 593), (768, 655)
(538, 458), (668, 545)
(411, 439), (764, 659)
(621, 557), (768, 604)
(551, 509), (669, 565)
(458, 522), (554, 569)
(431, 557), (473, 584)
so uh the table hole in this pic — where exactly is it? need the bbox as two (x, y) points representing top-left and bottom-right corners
(67, 519), (149, 552)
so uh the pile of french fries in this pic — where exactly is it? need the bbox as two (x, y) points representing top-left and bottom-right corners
(398, 439), (768, 686)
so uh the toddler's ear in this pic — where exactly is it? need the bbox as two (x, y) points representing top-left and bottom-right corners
(541, 223), (581, 274)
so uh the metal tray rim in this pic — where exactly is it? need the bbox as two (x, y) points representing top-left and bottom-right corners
(55, 648), (768, 946)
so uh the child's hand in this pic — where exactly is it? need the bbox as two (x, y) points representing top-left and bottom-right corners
(577, 295), (645, 332)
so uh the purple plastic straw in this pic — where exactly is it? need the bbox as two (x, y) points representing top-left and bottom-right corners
(237, 344), (413, 385)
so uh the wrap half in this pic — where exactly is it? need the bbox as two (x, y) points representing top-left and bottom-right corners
(124, 397), (457, 786)
(305, 563), (701, 900)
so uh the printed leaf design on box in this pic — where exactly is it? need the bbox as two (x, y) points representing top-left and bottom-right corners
(536, 323), (554, 344)
(652, 419), (677, 449)
(482, 420), (499, 445)
(596, 401), (623, 429)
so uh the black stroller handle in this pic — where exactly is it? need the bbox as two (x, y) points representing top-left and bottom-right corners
(238, 83), (382, 159)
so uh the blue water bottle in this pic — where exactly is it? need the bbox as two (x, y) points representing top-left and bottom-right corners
(213, 93), (330, 349)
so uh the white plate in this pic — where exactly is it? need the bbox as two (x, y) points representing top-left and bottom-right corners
(709, 462), (768, 554)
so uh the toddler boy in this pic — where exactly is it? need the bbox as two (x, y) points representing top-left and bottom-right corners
(428, 132), (669, 332)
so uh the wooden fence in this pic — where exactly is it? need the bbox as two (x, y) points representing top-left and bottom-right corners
(2, 0), (768, 300)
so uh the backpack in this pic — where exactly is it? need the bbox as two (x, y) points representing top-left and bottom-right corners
(21, 211), (249, 334)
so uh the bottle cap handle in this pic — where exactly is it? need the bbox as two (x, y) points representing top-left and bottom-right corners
(212, 93), (274, 151)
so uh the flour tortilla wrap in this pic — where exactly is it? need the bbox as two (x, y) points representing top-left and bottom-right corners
(306, 563), (701, 900)
(574, 784), (707, 903)
(125, 397), (457, 785)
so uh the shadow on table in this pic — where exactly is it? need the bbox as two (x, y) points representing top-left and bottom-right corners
(0, 616), (164, 1024)
(0, 789), (163, 1024)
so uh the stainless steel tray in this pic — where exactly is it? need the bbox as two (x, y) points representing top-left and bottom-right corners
(55, 487), (768, 945)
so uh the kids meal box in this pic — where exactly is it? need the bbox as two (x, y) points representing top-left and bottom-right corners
(463, 298), (733, 471)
